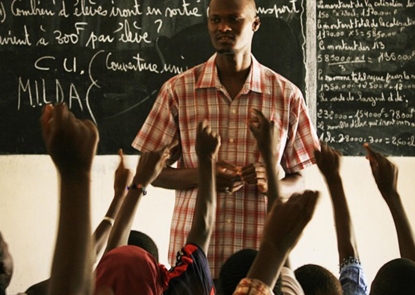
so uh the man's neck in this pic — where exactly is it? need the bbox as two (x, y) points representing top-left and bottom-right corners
(215, 51), (252, 74)
(215, 52), (252, 99)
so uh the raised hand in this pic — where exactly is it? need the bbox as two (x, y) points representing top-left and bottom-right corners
(263, 190), (320, 252)
(41, 103), (99, 174)
(42, 103), (98, 295)
(364, 143), (398, 198)
(132, 142), (176, 188)
(248, 108), (276, 158)
(113, 149), (133, 196)
(314, 141), (341, 180)
(246, 108), (280, 197)
(196, 120), (221, 160)
(246, 190), (320, 287)
(186, 120), (221, 253)
(364, 145), (415, 261)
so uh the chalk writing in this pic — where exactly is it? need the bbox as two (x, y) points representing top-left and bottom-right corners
(317, 0), (415, 155)
(0, 0), (305, 154)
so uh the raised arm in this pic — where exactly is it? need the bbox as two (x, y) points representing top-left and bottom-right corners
(186, 120), (221, 254)
(314, 142), (359, 263)
(242, 110), (320, 289)
(245, 190), (320, 290)
(92, 149), (132, 258)
(41, 103), (98, 295)
(364, 143), (415, 261)
(24, 149), (132, 295)
(103, 146), (172, 254)
(247, 108), (279, 212)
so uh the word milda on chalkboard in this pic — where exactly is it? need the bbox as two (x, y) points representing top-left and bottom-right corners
(1, 1), (206, 122)
(316, 0), (415, 156)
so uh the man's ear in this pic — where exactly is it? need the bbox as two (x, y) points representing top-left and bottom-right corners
(252, 16), (261, 32)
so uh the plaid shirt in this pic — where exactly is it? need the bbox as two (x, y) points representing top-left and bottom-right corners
(132, 54), (319, 278)
(233, 278), (274, 295)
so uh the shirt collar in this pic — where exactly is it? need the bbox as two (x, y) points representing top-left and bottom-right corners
(196, 53), (263, 94)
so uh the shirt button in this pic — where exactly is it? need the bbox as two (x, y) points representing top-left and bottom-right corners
(231, 109), (236, 114)
(226, 219), (232, 223)
(229, 138), (234, 143)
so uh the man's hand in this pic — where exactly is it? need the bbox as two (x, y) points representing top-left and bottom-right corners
(240, 163), (267, 194)
(40, 103), (99, 175)
(216, 160), (244, 194)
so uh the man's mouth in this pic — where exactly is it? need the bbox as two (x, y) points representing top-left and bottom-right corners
(216, 34), (234, 41)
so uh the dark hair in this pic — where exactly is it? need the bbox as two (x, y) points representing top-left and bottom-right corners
(370, 258), (415, 295)
(127, 230), (159, 263)
(219, 248), (282, 295)
(25, 279), (49, 295)
(294, 264), (342, 295)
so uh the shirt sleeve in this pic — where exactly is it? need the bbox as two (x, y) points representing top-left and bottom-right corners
(165, 243), (215, 295)
(280, 267), (305, 295)
(281, 88), (320, 174)
(131, 81), (179, 153)
(339, 258), (369, 295)
(233, 278), (274, 295)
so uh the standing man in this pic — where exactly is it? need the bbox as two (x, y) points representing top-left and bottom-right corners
(132, 0), (319, 280)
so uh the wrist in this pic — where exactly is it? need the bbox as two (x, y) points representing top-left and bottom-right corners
(131, 176), (150, 188)
(324, 173), (342, 183)
(127, 183), (147, 195)
(198, 156), (215, 164)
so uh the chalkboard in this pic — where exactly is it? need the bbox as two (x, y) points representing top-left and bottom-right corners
(316, 0), (415, 156)
(0, 0), (306, 154)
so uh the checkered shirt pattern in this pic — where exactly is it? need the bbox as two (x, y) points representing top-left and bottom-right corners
(233, 278), (274, 295)
(132, 54), (319, 278)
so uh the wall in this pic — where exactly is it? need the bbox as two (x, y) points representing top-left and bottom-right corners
(1, 155), (415, 293)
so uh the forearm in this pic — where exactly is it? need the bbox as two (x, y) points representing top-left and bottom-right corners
(49, 173), (93, 295)
(263, 156), (279, 213)
(151, 166), (198, 190)
(186, 158), (215, 254)
(326, 176), (359, 262)
(104, 188), (143, 254)
(92, 191), (125, 259)
(247, 240), (288, 288)
(385, 192), (415, 261)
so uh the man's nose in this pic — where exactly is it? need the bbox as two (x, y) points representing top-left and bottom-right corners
(218, 20), (232, 32)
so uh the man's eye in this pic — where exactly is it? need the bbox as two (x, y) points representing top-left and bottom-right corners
(210, 17), (220, 23)
(228, 17), (240, 23)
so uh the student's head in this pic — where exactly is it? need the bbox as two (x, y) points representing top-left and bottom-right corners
(207, 0), (260, 55)
(294, 264), (342, 295)
(370, 258), (415, 295)
(219, 249), (282, 295)
(25, 280), (49, 295)
(0, 232), (13, 292)
(94, 245), (168, 295)
(128, 230), (159, 263)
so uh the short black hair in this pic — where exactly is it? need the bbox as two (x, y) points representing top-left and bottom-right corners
(294, 264), (342, 295)
(370, 258), (415, 295)
(219, 248), (282, 295)
(127, 230), (159, 263)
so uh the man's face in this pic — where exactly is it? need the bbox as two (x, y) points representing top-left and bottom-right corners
(208, 0), (259, 55)
(0, 232), (13, 291)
